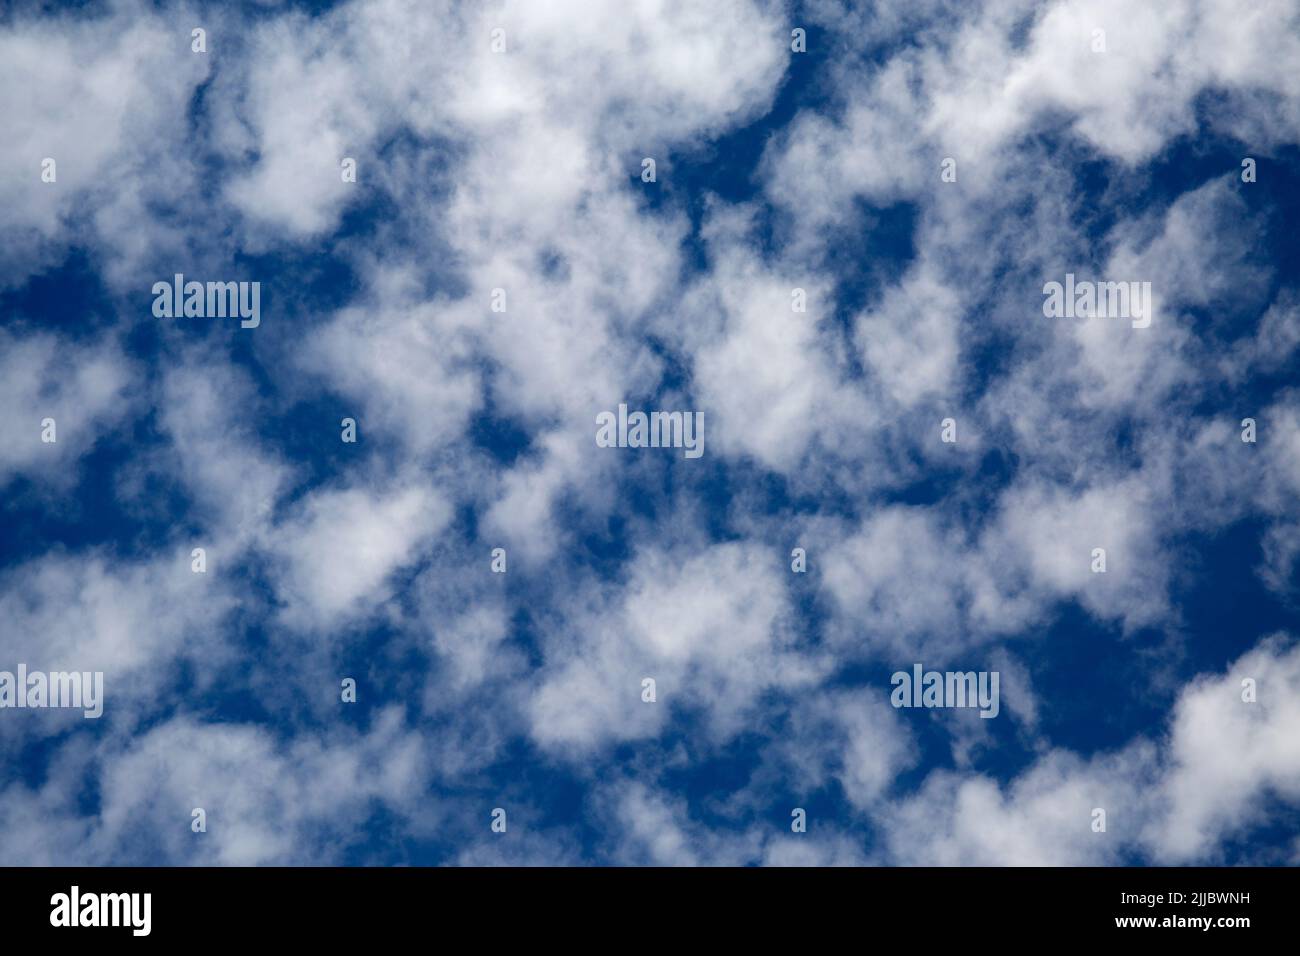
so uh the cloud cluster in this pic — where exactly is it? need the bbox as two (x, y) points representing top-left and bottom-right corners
(1, 0), (1298, 865)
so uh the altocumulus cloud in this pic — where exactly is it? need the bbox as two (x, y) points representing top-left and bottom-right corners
(0, 0), (1299, 866)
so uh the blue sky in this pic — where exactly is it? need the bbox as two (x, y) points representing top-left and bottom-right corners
(2, 0), (1300, 866)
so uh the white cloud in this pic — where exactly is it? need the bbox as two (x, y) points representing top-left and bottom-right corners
(529, 541), (828, 752)
(269, 479), (452, 629)
(1153, 634), (1300, 861)
(0, 707), (429, 865)
(0, 330), (133, 488)
(0, 2), (210, 285)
